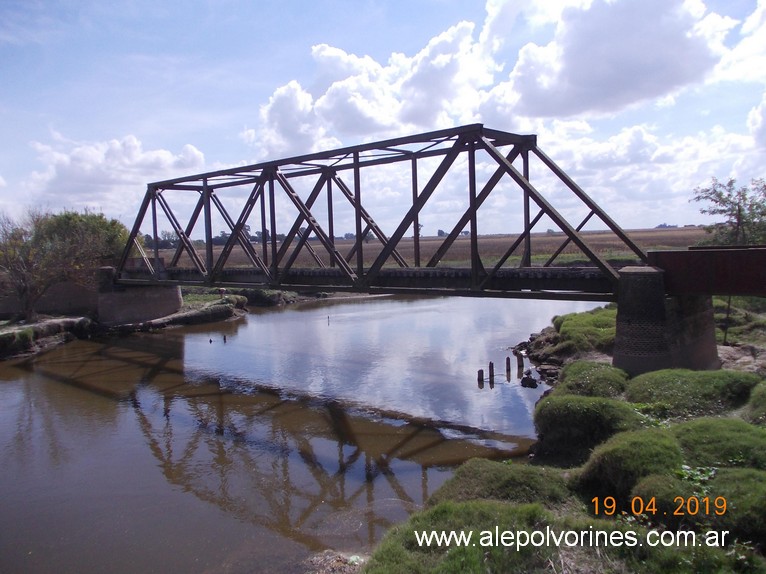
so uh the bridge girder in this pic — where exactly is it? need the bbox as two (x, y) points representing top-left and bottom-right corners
(117, 124), (647, 300)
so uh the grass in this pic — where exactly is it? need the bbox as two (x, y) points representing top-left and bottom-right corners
(574, 428), (684, 503)
(552, 305), (617, 354)
(713, 296), (766, 346)
(363, 354), (766, 573)
(708, 468), (766, 548)
(426, 458), (570, 508)
(364, 500), (556, 574)
(630, 473), (696, 530)
(746, 382), (766, 426)
(0, 326), (36, 356)
(534, 394), (644, 457)
(180, 292), (221, 307)
(362, 287), (766, 573)
(671, 418), (766, 469)
(556, 361), (628, 398)
(364, 461), (764, 573)
(625, 369), (762, 420)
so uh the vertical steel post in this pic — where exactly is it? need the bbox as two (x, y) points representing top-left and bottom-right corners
(469, 141), (479, 287)
(151, 187), (160, 275)
(353, 152), (363, 277)
(203, 179), (213, 278)
(521, 147), (532, 268)
(269, 173), (278, 276)
(412, 157), (420, 267)
(327, 174), (335, 267)
(260, 175), (269, 265)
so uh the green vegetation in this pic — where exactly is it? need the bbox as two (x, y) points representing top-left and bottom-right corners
(365, 352), (766, 572)
(0, 327), (35, 355)
(746, 382), (766, 426)
(180, 292), (222, 307)
(630, 473), (695, 530)
(671, 418), (766, 469)
(365, 463), (764, 573)
(364, 501), (556, 574)
(575, 429), (684, 503)
(426, 458), (569, 508)
(0, 208), (129, 321)
(692, 177), (766, 245)
(713, 296), (766, 345)
(552, 305), (617, 354)
(556, 361), (628, 398)
(625, 369), (761, 420)
(534, 395), (644, 456)
(708, 468), (766, 547)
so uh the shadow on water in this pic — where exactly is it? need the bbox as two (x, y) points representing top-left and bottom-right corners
(3, 329), (535, 563)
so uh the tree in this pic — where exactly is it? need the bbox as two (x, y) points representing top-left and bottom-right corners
(0, 208), (129, 321)
(692, 177), (766, 245)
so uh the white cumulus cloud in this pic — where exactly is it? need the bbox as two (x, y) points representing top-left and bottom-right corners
(25, 133), (205, 221)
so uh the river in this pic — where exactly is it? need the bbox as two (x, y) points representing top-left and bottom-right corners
(0, 295), (598, 573)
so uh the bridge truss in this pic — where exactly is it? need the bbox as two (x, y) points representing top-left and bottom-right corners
(117, 124), (648, 300)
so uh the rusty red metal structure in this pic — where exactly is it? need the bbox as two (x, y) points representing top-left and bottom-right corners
(117, 124), (649, 300)
(649, 246), (766, 296)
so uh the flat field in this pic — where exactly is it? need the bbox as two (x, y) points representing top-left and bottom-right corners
(155, 226), (708, 269)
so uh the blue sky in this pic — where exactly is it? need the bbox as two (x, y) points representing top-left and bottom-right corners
(1, 0), (765, 237)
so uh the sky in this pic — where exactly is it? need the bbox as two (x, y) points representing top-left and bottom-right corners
(1, 0), (765, 239)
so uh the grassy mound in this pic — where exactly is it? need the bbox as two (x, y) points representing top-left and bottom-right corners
(575, 429), (684, 504)
(671, 417), (766, 469)
(534, 394), (643, 456)
(364, 497), (758, 573)
(630, 473), (697, 530)
(708, 468), (766, 548)
(364, 500), (555, 573)
(552, 305), (617, 354)
(746, 382), (766, 426)
(427, 458), (569, 508)
(625, 369), (761, 419)
(556, 361), (628, 398)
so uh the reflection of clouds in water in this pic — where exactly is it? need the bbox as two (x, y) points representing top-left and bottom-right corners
(184, 297), (599, 436)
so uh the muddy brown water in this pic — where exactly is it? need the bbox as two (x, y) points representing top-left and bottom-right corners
(0, 295), (597, 573)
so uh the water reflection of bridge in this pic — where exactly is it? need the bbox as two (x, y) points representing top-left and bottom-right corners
(17, 333), (531, 552)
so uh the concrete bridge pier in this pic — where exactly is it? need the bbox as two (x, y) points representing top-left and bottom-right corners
(98, 267), (182, 325)
(613, 267), (720, 376)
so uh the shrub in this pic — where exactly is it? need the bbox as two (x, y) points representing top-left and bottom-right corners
(625, 369), (761, 419)
(671, 417), (766, 469)
(708, 468), (766, 547)
(427, 458), (569, 508)
(556, 361), (628, 398)
(745, 382), (766, 426)
(576, 429), (684, 503)
(553, 306), (617, 354)
(534, 395), (643, 455)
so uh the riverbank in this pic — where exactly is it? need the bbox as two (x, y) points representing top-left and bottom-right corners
(361, 301), (766, 573)
(0, 287), (334, 361)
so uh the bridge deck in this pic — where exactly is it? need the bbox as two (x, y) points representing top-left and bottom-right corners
(117, 265), (616, 301)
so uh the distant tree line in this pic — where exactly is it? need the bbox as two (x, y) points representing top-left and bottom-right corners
(143, 227), (387, 249)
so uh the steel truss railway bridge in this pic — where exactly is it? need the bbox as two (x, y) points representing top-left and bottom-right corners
(116, 124), (645, 300)
(114, 124), (765, 374)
